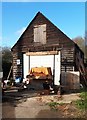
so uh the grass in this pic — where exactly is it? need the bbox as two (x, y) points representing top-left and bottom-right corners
(75, 90), (87, 110)
(47, 101), (65, 111)
(48, 101), (58, 110)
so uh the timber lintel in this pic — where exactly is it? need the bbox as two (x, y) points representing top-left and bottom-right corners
(26, 50), (59, 56)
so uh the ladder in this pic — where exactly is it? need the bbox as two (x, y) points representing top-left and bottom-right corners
(76, 53), (87, 87)
(7, 65), (13, 80)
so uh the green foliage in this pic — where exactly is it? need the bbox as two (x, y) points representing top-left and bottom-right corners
(2, 47), (12, 63)
(48, 101), (59, 111)
(80, 91), (87, 99)
(48, 101), (58, 107)
(47, 101), (65, 111)
(1, 47), (12, 79)
(2, 62), (12, 79)
(73, 37), (85, 52)
(58, 102), (65, 106)
(76, 99), (87, 109)
(75, 91), (87, 109)
(85, 46), (87, 60)
(73, 36), (87, 59)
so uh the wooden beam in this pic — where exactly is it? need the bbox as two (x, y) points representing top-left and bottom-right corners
(26, 51), (59, 56)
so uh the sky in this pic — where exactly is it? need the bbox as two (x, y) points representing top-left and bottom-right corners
(1, 0), (86, 2)
(1, 2), (85, 47)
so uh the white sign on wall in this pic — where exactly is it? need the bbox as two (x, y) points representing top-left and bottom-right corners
(17, 59), (20, 65)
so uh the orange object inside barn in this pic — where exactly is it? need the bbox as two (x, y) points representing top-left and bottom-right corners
(29, 67), (52, 79)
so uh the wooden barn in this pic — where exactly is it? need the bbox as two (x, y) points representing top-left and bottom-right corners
(11, 12), (86, 91)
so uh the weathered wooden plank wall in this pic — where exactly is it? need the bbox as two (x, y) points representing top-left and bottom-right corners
(11, 12), (84, 80)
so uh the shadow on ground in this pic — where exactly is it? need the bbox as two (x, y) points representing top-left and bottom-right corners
(2, 89), (38, 119)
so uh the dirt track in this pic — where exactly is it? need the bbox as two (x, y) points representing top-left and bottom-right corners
(2, 89), (87, 119)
